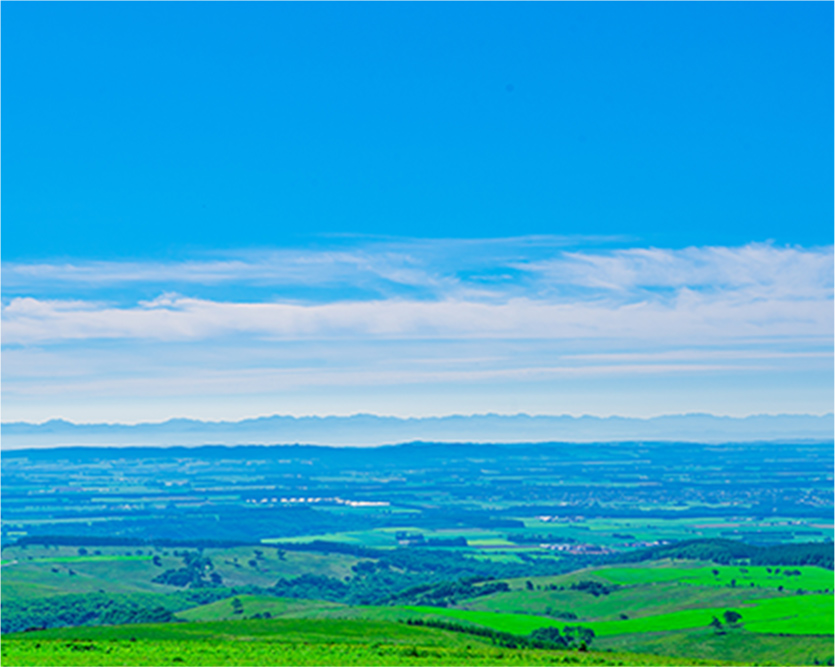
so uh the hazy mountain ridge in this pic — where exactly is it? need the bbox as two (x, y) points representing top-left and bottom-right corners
(2, 413), (832, 448)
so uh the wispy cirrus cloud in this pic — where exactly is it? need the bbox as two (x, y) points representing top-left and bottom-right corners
(2, 239), (832, 423)
(2, 289), (831, 346)
(537, 244), (833, 297)
(2, 241), (831, 345)
(4, 238), (830, 303)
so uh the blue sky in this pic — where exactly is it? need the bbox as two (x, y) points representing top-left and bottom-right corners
(2, 3), (832, 424)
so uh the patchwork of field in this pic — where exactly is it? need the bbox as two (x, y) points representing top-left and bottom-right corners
(5, 443), (832, 555)
(260, 517), (835, 558)
(3, 442), (832, 665)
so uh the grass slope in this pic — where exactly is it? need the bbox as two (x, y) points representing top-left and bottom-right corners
(0, 545), (359, 603)
(1, 619), (720, 666)
(460, 581), (778, 622)
(595, 563), (833, 592)
(597, 629), (834, 667)
(501, 560), (833, 593)
(175, 595), (347, 622)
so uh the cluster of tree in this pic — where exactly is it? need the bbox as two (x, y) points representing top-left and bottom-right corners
(709, 610), (743, 634)
(531, 625), (596, 650)
(390, 578), (510, 606)
(402, 618), (594, 650)
(269, 573), (349, 600)
(617, 538), (833, 570)
(769, 568), (803, 576)
(1, 593), (175, 634)
(543, 607), (578, 620)
(373, 545), (573, 580)
(275, 540), (379, 559)
(267, 568), (515, 607)
(152, 551), (223, 588)
(569, 580), (618, 597)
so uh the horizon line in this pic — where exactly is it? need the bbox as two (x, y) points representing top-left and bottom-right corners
(4, 411), (834, 428)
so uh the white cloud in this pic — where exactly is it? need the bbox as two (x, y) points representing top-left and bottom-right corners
(534, 244), (833, 298)
(2, 240), (831, 423)
(2, 287), (831, 345)
(7, 240), (830, 305)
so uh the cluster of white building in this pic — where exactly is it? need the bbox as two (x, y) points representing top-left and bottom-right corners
(244, 496), (389, 507)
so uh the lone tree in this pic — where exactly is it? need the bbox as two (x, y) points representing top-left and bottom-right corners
(709, 616), (725, 634)
(723, 610), (743, 625)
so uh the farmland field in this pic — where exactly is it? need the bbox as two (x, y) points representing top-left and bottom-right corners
(2, 442), (832, 665)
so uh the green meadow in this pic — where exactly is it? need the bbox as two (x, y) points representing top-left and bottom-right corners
(175, 595), (348, 622)
(0, 618), (726, 667)
(0, 545), (361, 603)
(595, 563), (834, 592)
(3, 543), (832, 665)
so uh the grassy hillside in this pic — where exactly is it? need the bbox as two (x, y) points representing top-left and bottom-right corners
(0, 549), (181, 601)
(175, 595), (347, 622)
(406, 593), (831, 637)
(1, 544), (360, 604)
(449, 564), (832, 631)
(594, 562), (833, 591)
(3, 550), (832, 666)
(413, 559), (834, 666)
(0, 618), (725, 666)
(599, 630), (835, 667)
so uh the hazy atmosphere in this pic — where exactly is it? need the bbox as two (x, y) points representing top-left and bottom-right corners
(2, 5), (832, 666)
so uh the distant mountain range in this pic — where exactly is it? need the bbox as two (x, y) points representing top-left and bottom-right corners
(2, 413), (832, 449)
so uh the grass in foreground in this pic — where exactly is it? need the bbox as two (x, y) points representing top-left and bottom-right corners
(597, 628), (834, 667)
(1, 618), (724, 667)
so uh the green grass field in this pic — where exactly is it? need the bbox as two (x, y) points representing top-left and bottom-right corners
(597, 628), (835, 667)
(410, 561), (834, 639)
(180, 592), (830, 639)
(463, 581), (775, 620)
(0, 618), (727, 666)
(500, 560), (833, 591)
(208, 547), (360, 589)
(595, 563), (833, 592)
(3, 549), (832, 666)
(175, 595), (348, 622)
(0, 545), (360, 603)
